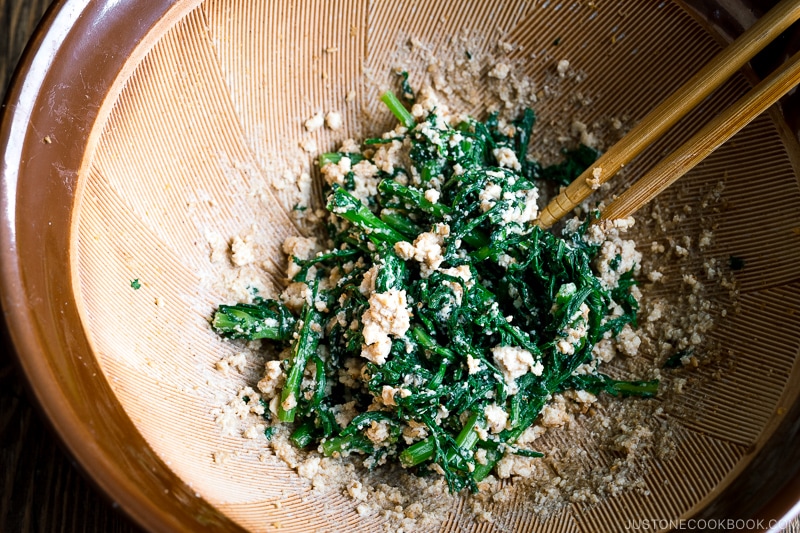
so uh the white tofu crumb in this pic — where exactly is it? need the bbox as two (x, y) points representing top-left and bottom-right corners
(281, 393), (297, 412)
(484, 404), (509, 433)
(616, 324), (641, 356)
(556, 59), (570, 76)
(402, 419), (428, 444)
(300, 137), (318, 153)
(587, 166), (602, 190)
(325, 110), (343, 130)
(365, 419), (392, 446)
(571, 120), (596, 148)
(474, 448), (489, 465)
(674, 244), (689, 257)
(230, 232), (257, 266)
(496, 453), (536, 479)
(257, 360), (285, 398)
(393, 225), (449, 276)
(206, 230), (227, 263)
(212, 451), (230, 465)
(304, 112), (324, 132)
(424, 189), (440, 203)
(540, 397), (570, 427)
(280, 281), (312, 313)
(493, 147), (521, 171)
(297, 456), (321, 479)
(216, 352), (247, 375)
(516, 425), (547, 444)
(489, 62), (511, 79)
(466, 354), (482, 374)
(347, 480), (368, 501)
(492, 345), (542, 395)
(282, 235), (318, 280)
(244, 423), (266, 439)
(332, 400), (358, 428)
(361, 289), (411, 365)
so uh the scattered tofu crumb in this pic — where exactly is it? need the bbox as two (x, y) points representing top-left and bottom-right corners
(326, 111), (343, 130)
(424, 189), (440, 203)
(217, 352), (247, 375)
(300, 137), (318, 153)
(492, 345), (543, 395)
(304, 112), (324, 132)
(484, 404), (509, 433)
(230, 231), (257, 266)
(361, 289), (411, 365)
(587, 166), (603, 190)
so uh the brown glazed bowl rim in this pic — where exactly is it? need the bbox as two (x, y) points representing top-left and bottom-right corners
(1, 1), (799, 532)
(0, 1), (241, 531)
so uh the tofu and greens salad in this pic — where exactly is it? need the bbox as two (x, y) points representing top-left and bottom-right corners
(212, 80), (658, 493)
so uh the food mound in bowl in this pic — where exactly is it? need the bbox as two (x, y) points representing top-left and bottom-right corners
(210, 80), (658, 493)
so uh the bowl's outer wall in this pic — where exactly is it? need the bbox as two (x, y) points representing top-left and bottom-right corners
(1, 0), (800, 532)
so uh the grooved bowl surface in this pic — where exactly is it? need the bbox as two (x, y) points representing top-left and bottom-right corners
(3, 1), (800, 532)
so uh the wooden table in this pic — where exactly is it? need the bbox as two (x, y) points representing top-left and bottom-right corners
(1, 2), (799, 533)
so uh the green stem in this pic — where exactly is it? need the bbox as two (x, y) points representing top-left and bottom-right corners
(327, 184), (406, 245)
(277, 288), (321, 423)
(381, 90), (415, 128)
(378, 179), (452, 219)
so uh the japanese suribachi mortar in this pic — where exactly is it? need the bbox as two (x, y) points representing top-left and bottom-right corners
(1, 1), (799, 532)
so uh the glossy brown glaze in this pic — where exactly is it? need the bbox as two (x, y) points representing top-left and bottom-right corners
(1, 1), (800, 532)
(0, 1), (241, 531)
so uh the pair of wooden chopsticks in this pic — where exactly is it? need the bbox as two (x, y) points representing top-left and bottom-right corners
(535, 0), (800, 229)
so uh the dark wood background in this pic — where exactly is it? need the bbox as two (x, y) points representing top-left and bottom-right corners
(0, 2), (798, 533)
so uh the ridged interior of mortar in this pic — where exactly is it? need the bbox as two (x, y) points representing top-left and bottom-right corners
(71, 1), (800, 531)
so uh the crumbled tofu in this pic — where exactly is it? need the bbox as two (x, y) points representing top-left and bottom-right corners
(556, 59), (570, 76)
(402, 419), (429, 444)
(244, 423), (266, 439)
(257, 360), (286, 398)
(587, 166), (603, 190)
(539, 396), (571, 427)
(424, 189), (440, 203)
(361, 289), (411, 365)
(365, 419), (392, 446)
(484, 404), (509, 433)
(347, 480), (368, 501)
(300, 137), (318, 153)
(616, 324), (641, 356)
(489, 62), (511, 79)
(466, 354), (483, 374)
(216, 352), (247, 375)
(325, 111), (343, 130)
(304, 112), (324, 132)
(230, 232), (257, 266)
(298, 456), (321, 479)
(492, 345), (543, 395)
(394, 224), (449, 276)
(493, 147), (521, 171)
(280, 281), (312, 313)
(282, 235), (319, 280)
(571, 120), (596, 147)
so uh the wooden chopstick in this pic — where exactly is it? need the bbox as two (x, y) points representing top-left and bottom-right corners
(601, 48), (800, 221)
(535, 0), (800, 229)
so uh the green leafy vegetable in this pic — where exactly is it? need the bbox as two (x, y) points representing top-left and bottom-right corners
(211, 86), (656, 493)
